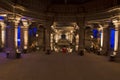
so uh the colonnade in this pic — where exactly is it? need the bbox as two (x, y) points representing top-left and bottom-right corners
(0, 15), (52, 58)
(87, 19), (120, 60)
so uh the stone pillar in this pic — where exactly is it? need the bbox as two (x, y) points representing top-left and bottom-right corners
(77, 23), (85, 51)
(43, 22), (53, 51)
(43, 26), (50, 51)
(118, 22), (120, 55)
(5, 21), (19, 58)
(21, 19), (29, 52)
(112, 20), (119, 56)
(43, 27), (46, 51)
(20, 25), (24, 52)
(0, 20), (6, 51)
(72, 32), (76, 52)
(37, 25), (44, 51)
(109, 20), (120, 61)
(74, 31), (79, 52)
(102, 24), (109, 55)
(50, 33), (54, 51)
(46, 27), (51, 51)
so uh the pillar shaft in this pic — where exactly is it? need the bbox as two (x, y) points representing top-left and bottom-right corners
(102, 27), (109, 55)
(43, 27), (46, 51)
(23, 27), (28, 49)
(118, 27), (120, 53)
(5, 22), (17, 58)
(45, 27), (51, 50)
(20, 26), (28, 52)
(112, 21), (120, 56)
(0, 21), (6, 48)
(79, 27), (85, 51)
(21, 19), (29, 52)
(43, 22), (53, 51)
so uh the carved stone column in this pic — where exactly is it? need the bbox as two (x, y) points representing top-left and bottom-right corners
(21, 19), (29, 52)
(108, 20), (120, 61)
(37, 25), (44, 51)
(0, 20), (6, 49)
(118, 22), (120, 55)
(43, 22), (53, 51)
(112, 20), (119, 56)
(101, 23), (109, 55)
(77, 23), (85, 51)
(5, 20), (20, 58)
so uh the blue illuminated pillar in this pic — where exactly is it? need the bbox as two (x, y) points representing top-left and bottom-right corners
(92, 29), (98, 38)
(110, 29), (115, 49)
(100, 24), (110, 55)
(17, 26), (21, 47)
(0, 16), (4, 20)
(109, 21), (119, 61)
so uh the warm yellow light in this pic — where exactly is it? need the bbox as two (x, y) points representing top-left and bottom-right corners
(0, 22), (6, 47)
(15, 26), (18, 48)
(112, 19), (118, 23)
(114, 30), (118, 55)
(1, 30), (5, 47)
(22, 20), (29, 50)
(36, 34), (39, 37)
(66, 33), (69, 40)
(76, 34), (79, 44)
(51, 25), (54, 29)
(24, 30), (28, 49)
(24, 46), (27, 49)
(54, 46), (58, 52)
(68, 48), (73, 53)
(75, 34), (79, 51)
(71, 30), (73, 33)
(0, 14), (7, 17)
(70, 33), (73, 43)
(76, 45), (79, 51)
(55, 34), (60, 43)
(100, 30), (103, 48)
(90, 35), (93, 38)
(50, 34), (54, 50)
(23, 22), (28, 27)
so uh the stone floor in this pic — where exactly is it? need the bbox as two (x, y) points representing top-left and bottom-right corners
(0, 52), (120, 80)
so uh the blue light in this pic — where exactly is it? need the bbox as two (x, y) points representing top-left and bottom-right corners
(29, 29), (33, 36)
(110, 29), (115, 49)
(29, 27), (37, 36)
(17, 26), (21, 47)
(0, 16), (4, 20)
(92, 29), (98, 38)
(33, 27), (37, 35)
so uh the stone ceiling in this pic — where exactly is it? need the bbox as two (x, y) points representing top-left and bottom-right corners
(0, 0), (119, 26)
(1, 0), (116, 14)
(51, 0), (92, 4)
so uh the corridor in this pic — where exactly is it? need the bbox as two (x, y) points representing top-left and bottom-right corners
(0, 52), (120, 80)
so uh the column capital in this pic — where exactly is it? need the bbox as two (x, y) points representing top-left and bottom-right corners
(21, 18), (31, 27)
(112, 19), (120, 30)
(76, 22), (85, 29)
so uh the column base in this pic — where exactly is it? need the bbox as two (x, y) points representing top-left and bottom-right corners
(23, 49), (27, 53)
(109, 55), (115, 61)
(78, 50), (84, 56)
(6, 52), (21, 59)
(46, 49), (51, 55)
(16, 52), (21, 58)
